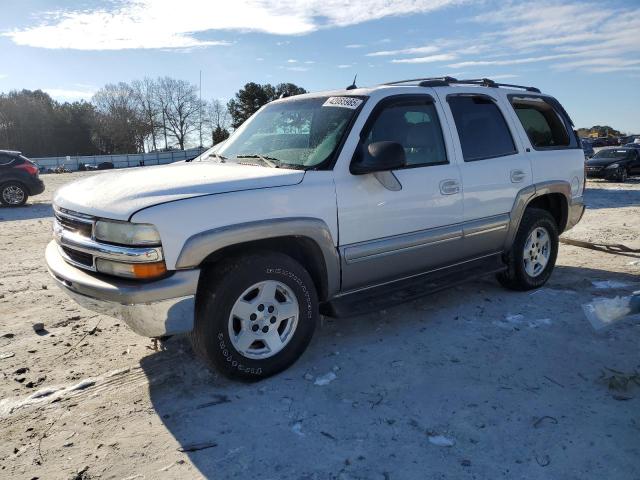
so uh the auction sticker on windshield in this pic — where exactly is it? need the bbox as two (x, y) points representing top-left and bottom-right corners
(323, 97), (363, 109)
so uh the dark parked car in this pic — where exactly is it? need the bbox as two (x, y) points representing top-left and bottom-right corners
(0, 150), (45, 206)
(581, 139), (594, 158)
(585, 147), (640, 182)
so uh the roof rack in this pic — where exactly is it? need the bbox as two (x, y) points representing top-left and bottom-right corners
(382, 76), (541, 93)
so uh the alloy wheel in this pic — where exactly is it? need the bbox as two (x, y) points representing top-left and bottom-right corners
(228, 280), (299, 359)
(523, 227), (551, 277)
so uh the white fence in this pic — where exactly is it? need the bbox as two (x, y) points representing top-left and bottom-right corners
(32, 147), (207, 171)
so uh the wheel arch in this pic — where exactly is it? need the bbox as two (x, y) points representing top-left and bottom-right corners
(505, 181), (571, 250)
(175, 218), (340, 301)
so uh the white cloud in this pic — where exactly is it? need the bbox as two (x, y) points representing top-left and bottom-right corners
(448, 53), (575, 69)
(285, 66), (310, 72)
(304, 60), (316, 64)
(345, 44), (364, 48)
(4, 0), (465, 50)
(0, 74), (8, 80)
(391, 53), (456, 64)
(287, 59), (298, 63)
(485, 74), (519, 80)
(337, 64), (353, 69)
(367, 45), (439, 57)
(43, 88), (96, 101)
(464, 1), (640, 74)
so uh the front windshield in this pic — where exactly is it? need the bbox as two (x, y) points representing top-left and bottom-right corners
(197, 96), (364, 169)
(593, 149), (632, 159)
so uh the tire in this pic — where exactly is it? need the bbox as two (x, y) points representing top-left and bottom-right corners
(617, 167), (628, 183)
(0, 182), (28, 207)
(191, 251), (318, 381)
(497, 208), (559, 291)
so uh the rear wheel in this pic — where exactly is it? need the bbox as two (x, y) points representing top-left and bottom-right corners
(497, 208), (559, 291)
(0, 182), (28, 207)
(191, 252), (318, 381)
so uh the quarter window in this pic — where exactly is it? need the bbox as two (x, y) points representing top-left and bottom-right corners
(510, 97), (570, 149)
(363, 99), (448, 167)
(0, 154), (15, 166)
(448, 95), (517, 162)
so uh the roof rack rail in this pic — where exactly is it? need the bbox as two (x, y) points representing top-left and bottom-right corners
(382, 76), (541, 93)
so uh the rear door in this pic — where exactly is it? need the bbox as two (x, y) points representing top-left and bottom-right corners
(435, 88), (533, 257)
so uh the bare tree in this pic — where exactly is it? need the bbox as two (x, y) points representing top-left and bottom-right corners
(131, 78), (160, 152)
(157, 77), (202, 150)
(207, 99), (230, 144)
(92, 82), (148, 153)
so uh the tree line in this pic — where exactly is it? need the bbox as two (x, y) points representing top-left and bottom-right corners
(0, 79), (306, 157)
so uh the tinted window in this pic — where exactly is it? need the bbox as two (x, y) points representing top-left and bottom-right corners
(448, 96), (516, 162)
(593, 149), (634, 160)
(364, 99), (447, 167)
(510, 97), (570, 149)
(0, 154), (15, 166)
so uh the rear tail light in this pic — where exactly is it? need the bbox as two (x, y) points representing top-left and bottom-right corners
(16, 161), (39, 177)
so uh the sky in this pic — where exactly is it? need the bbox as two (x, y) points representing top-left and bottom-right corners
(1, 0), (639, 133)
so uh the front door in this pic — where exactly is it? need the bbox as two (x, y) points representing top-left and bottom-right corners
(334, 93), (464, 292)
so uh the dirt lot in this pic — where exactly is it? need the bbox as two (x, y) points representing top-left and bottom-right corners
(1, 172), (639, 480)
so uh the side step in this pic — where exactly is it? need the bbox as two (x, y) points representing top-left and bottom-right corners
(321, 253), (506, 318)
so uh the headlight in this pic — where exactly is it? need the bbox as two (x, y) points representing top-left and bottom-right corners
(94, 220), (161, 246)
(95, 258), (167, 279)
(605, 163), (619, 169)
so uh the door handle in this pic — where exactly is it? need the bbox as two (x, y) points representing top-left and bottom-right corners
(439, 179), (460, 195)
(510, 169), (527, 183)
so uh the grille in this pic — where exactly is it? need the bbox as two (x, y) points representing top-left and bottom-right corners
(55, 213), (93, 237)
(61, 246), (93, 268)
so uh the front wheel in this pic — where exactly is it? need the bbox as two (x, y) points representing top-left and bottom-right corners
(497, 208), (559, 291)
(0, 182), (28, 207)
(616, 167), (628, 183)
(191, 252), (318, 381)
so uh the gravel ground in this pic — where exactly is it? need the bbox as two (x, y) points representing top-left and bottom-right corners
(0, 172), (639, 480)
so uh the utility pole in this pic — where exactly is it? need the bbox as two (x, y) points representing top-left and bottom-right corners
(199, 70), (203, 148)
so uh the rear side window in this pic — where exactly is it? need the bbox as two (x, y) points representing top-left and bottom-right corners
(0, 154), (15, 166)
(510, 96), (571, 149)
(448, 96), (517, 162)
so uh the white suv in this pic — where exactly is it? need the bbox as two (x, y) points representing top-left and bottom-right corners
(46, 77), (585, 380)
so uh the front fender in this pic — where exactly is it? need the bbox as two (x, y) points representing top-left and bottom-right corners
(175, 217), (341, 298)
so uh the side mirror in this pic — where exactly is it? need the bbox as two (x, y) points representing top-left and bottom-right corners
(351, 141), (406, 175)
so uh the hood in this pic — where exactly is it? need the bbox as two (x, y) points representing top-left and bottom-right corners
(585, 157), (628, 167)
(54, 162), (305, 220)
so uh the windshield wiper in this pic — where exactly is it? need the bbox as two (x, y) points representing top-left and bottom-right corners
(188, 152), (227, 163)
(235, 154), (280, 168)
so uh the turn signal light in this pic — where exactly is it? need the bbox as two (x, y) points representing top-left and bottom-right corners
(95, 259), (167, 279)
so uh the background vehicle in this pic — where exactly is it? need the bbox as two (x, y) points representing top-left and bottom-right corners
(581, 139), (594, 158)
(46, 77), (585, 380)
(585, 147), (640, 182)
(0, 150), (45, 206)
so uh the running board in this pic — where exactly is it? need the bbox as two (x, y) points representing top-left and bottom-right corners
(321, 253), (506, 318)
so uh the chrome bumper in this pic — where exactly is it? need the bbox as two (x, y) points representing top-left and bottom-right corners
(45, 241), (199, 337)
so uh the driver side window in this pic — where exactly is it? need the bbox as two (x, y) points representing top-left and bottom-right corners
(363, 98), (448, 168)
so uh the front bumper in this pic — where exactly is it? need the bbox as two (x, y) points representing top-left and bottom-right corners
(585, 166), (616, 179)
(45, 241), (199, 337)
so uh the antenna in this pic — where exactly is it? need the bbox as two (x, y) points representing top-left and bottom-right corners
(346, 74), (358, 90)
